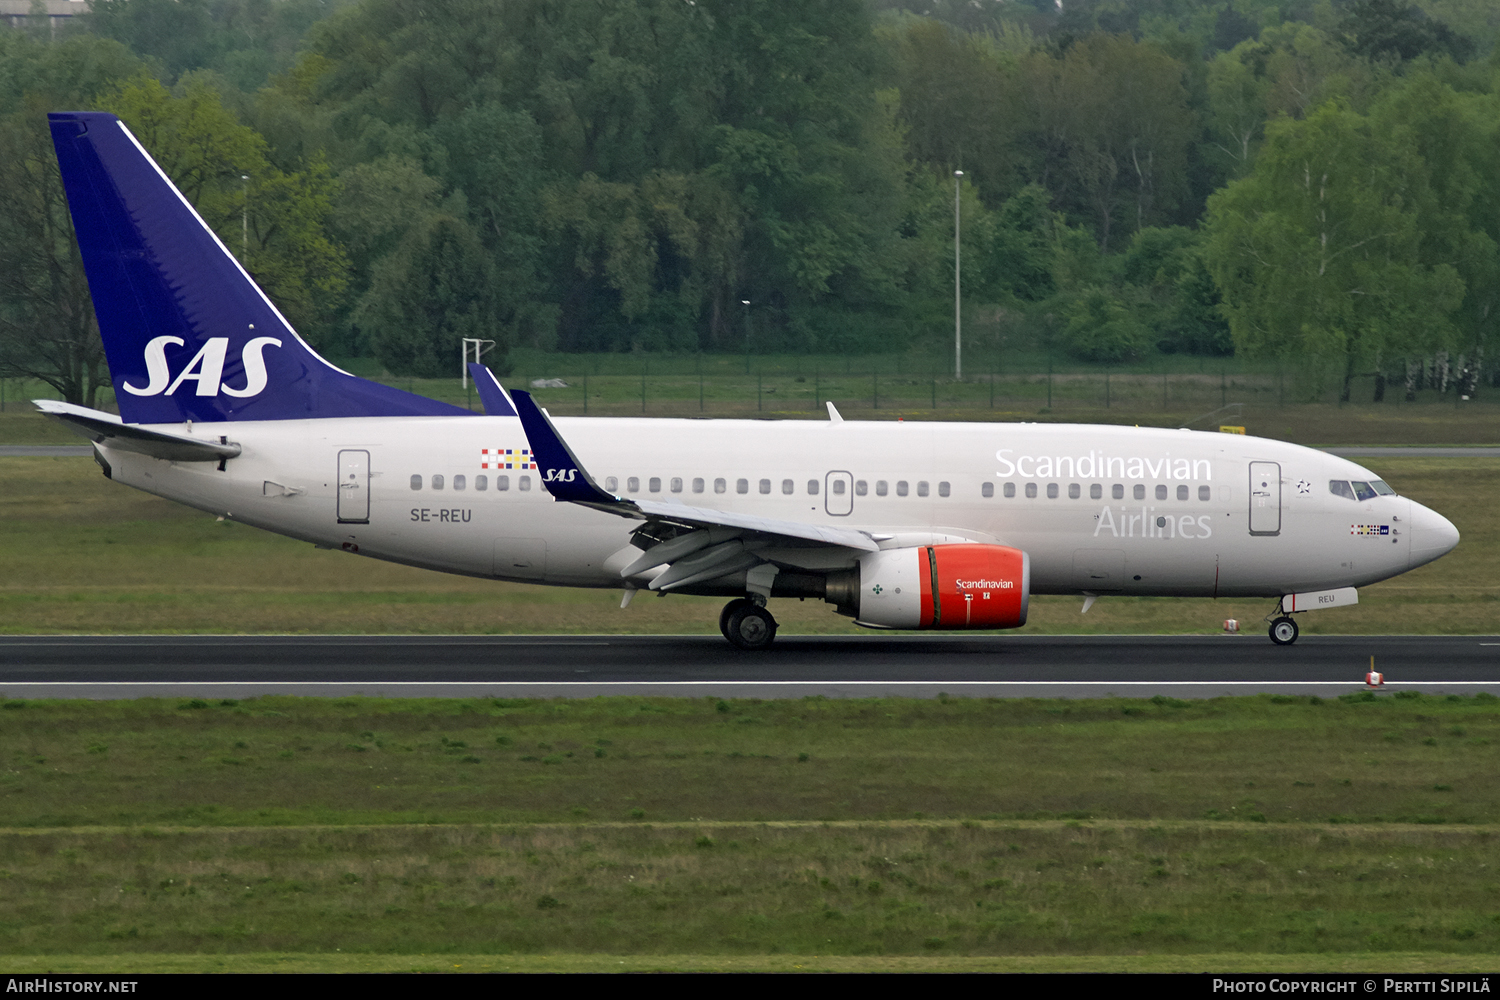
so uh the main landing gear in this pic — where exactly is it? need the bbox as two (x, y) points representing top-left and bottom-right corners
(1268, 615), (1300, 646)
(720, 597), (778, 651)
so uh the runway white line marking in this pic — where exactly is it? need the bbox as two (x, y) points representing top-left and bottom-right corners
(3, 681), (1496, 688)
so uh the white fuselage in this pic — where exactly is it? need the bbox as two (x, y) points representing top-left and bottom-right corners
(92, 416), (1458, 601)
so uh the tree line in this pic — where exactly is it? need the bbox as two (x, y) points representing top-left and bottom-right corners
(0, 0), (1497, 406)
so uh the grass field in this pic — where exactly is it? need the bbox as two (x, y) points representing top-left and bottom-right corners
(1, 694), (1499, 965)
(2, 402), (1497, 970)
(0, 453), (1491, 636)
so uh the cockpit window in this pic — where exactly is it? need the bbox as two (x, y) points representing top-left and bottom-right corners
(1371, 480), (1396, 495)
(1351, 481), (1378, 501)
(1329, 480), (1356, 501)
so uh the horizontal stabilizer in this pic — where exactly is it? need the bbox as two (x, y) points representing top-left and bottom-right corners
(35, 400), (241, 462)
(467, 364), (518, 416)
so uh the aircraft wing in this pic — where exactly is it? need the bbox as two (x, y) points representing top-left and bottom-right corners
(34, 399), (242, 462)
(510, 389), (877, 591)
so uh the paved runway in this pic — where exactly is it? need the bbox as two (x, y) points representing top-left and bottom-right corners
(0, 634), (1495, 700)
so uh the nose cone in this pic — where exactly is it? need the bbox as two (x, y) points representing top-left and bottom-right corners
(1408, 500), (1460, 569)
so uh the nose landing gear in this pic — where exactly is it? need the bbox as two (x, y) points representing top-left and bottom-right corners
(1268, 615), (1299, 646)
(720, 597), (778, 650)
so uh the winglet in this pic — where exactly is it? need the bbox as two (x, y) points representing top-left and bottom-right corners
(510, 389), (620, 504)
(826, 401), (843, 424)
(466, 363), (518, 416)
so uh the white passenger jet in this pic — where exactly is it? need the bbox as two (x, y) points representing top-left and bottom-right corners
(36, 112), (1460, 649)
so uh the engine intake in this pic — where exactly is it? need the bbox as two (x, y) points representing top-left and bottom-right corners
(831, 543), (1030, 630)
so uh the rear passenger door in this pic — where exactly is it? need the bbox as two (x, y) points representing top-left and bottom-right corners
(337, 449), (370, 524)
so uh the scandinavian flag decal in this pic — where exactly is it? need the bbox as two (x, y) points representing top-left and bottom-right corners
(482, 448), (535, 470)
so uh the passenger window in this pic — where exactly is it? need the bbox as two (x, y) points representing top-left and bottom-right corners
(714, 478), (726, 494)
(519, 476), (531, 491)
(1351, 481), (1377, 501)
(832, 480), (845, 495)
(759, 479), (771, 494)
(1155, 484), (1167, 500)
(410, 475), (422, 491)
(476, 475), (488, 492)
(670, 477), (683, 493)
(1198, 485), (1210, 501)
(1176, 485), (1188, 501)
(605, 476), (618, 491)
(781, 479), (794, 495)
(1112, 484), (1124, 500)
(938, 481), (950, 497)
(627, 477), (640, 493)
(649, 477), (662, 493)
(736, 478), (748, 494)
(692, 478), (704, 494)
(1025, 483), (1037, 498)
(917, 481), (929, 497)
(876, 480), (888, 496)
(1090, 484), (1102, 500)
(1068, 483), (1080, 499)
(1133, 484), (1145, 500)
(808, 480), (820, 495)
(855, 480), (867, 496)
(497, 475), (510, 491)
(432, 474), (444, 491)
(896, 481), (909, 497)
(1046, 483), (1059, 499)
(1329, 480), (1356, 501)
(1003, 482), (1015, 498)
(982, 482), (995, 498)
(453, 474), (466, 491)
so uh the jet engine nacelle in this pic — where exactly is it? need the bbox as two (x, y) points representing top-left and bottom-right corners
(840, 543), (1030, 630)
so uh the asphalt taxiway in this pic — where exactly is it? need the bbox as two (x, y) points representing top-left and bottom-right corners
(0, 633), (1495, 700)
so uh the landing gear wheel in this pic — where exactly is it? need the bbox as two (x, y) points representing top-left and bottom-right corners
(719, 598), (753, 641)
(725, 604), (778, 651)
(1269, 616), (1299, 646)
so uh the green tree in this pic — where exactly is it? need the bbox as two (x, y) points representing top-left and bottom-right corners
(1204, 100), (1465, 399)
(1027, 34), (1196, 249)
(1367, 72), (1500, 363)
(1059, 286), (1153, 363)
(0, 34), (141, 405)
(884, 18), (1036, 206)
(1339, 0), (1474, 64)
(101, 73), (350, 347)
(355, 215), (502, 378)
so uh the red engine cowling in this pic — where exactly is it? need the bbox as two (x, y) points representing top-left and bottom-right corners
(852, 544), (1030, 630)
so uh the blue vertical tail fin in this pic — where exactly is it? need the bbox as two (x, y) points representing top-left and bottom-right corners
(49, 111), (471, 423)
(466, 363), (517, 416)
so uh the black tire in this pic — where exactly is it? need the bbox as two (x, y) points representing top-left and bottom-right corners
(719, 598), (753, 641)
(726, 604), (778, 651)
(1269, 616), (1299, 646)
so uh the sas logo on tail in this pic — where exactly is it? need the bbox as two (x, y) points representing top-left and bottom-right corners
(543, 468), (578, 483)
(124, 335), (281, 398)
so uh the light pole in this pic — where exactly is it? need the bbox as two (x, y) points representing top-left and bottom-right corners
(954, 169), (963, 380)
(742, 299), (751, 374)
(241, 174), (249, 262)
